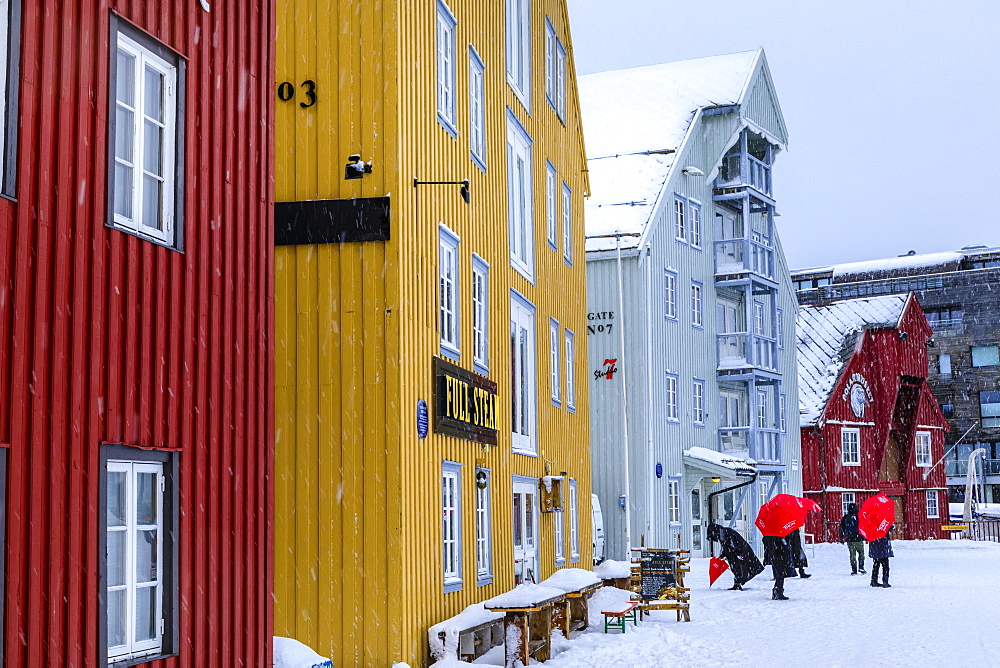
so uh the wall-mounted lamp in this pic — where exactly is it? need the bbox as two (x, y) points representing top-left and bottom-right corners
(899, 331), (909, 341)
(413, 177), (471, 204)
(710, 476), (722, 484)
(345, 154), (373, 180)
(475, 470), (488, 489)
(682, 166), (705, 177)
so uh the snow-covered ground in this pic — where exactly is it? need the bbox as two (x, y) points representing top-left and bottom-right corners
(470, 539), (1000, 667)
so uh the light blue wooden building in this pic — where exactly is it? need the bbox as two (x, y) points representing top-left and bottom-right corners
(580, 49), (802, 559)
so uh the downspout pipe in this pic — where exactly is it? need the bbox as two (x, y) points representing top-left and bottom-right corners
(615, 235), (632, 558)
(707, 471), (758, 557)
(644, 243), (654, 543)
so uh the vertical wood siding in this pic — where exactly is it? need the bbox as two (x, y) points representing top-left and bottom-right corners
(274, 1), (591, 665)
(0, 1), (275, 663)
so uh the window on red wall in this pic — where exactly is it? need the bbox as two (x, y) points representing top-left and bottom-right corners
(0, 0), (22, 197)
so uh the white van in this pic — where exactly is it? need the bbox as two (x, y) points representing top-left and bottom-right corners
(591, 493), (605, 565)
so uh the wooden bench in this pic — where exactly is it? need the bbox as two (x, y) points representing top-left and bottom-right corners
(427, 605), (505, 664)
(601, 600), (640, 633)
(438, 618), (503, 663)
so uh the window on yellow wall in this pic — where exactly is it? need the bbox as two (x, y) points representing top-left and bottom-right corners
(565, 329), (575, 412)
(472, 254), (489, 375)
(562, 183), (572, 265)
(469, 46), (486, 168)
(436, 0), (458, 134)
(511, 292), (537, 455)
(507, 112), (534, 280)
(505, 0), (530, 108)
(442, 461), (463, 593)
(439, 224), (460, 359)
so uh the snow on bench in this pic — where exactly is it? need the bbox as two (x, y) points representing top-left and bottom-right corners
(428, 603), (505, 664)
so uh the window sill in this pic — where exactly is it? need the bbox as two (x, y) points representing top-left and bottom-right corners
(110, 650), (178, 667)
(555, 558), (566, 568)
(570, 555), (580, 564)
(512, 448), (539, 458)
(551, 397), (562, 408)
(472, 152), (487, 173)
(511, 260), (535, 285)
(443, 579), (464, 594)
(439, 344), (461, 363)
(477, 575), (494, 587)
(437, 113), (459, 138)
(473, 362), (490, 378)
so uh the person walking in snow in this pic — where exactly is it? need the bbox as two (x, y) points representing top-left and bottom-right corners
(868, 524), (894, 588)
(762, 534), (797, 600)
(838, 502), (866, 575)
(787, 529), (811, 578)
(707, 522), (765, 590)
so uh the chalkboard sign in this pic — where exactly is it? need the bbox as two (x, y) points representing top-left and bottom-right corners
(638, 550), (678, 600)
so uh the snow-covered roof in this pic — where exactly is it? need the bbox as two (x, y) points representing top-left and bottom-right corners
(832, 251), (964, 282)
(580, 50), (761, 252)
(796, 295), (908, 426)
(682, 446), (757, 476)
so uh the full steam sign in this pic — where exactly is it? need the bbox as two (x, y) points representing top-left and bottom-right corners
(433, 357), (499, 445)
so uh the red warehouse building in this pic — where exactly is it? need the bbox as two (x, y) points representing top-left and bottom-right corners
(797, 294), (949, 543)
(0, 1), (273, 664)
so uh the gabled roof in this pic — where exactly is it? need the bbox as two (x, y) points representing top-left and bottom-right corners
(580, 49), (785, 253)
(796, 294), (909, 426)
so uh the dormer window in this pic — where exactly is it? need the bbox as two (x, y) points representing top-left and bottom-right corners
(717, 130), (772, 196)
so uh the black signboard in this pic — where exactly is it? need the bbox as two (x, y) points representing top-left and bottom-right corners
(638, 550), (678, 600)
(433, 357), (499, 445)
(274, 196), (391, 245)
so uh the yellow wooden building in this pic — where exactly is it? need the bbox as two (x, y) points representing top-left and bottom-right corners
(273, 1), (592, 665)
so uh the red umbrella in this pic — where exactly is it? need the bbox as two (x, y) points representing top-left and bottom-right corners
(754, 494), (817, 537)
(858, 494), (895, 541)
(709, 557), (730, 586)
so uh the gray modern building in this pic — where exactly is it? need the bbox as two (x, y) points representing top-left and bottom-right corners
(580, 50), (802, 559)
(792, 245), (1000, 507)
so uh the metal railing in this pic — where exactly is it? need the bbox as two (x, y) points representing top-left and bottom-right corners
(747, 155), (771, 195)
(949, 519), (1000, 542)
(945, 458), (1000, 477)
(717, 333), (778, 372)
(714, 239), (775, 280)
(719, 427), (781, 464)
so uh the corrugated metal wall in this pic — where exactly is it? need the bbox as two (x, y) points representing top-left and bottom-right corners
(0, 1), (274, 663)
(273, 0), (592, 665)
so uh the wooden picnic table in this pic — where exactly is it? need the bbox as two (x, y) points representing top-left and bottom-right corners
(485, 591), (566, 668)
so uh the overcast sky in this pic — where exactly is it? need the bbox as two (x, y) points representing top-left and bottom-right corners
(566, 0), (1000, 270)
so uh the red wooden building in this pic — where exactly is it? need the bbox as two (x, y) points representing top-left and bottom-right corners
(0, 1), (273, 664)
(797, 294), (949, 543)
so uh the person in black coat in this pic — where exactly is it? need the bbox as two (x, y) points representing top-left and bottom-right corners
(839, 502), (866, 575)
(786, 529), (811, 578)
(707, 523), (765, 590)
(761, 534), (797, 600)
(868, 524), (895, 588)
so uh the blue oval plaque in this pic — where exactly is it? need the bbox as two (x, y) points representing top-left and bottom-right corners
(417, 399), (429, 439)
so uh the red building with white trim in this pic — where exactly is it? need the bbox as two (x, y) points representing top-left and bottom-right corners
(797, 294), (949, 542)
(0, 2), (273, 663)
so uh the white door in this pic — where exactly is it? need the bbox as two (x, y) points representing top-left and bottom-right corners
(513, 479), (538, 584)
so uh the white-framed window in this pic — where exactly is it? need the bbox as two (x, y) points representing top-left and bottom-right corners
(554, 503), (565, 567)
(664, 270), (677, 320)
(545, 17), (566, 119)
(665, 373), (679, 422)
(938, 354), (952, 375)
(505, 0), (530, 107)
(841, 492), (856, 516)
(506, 112), (534, 280)
(926, 490), (939, 519)
(568, 478), (579, 562)
(981, 391), (1000, 428)
(691, 281), (703, 327)
(469, 46), (486, 168)
(842, 427), (860, 466)
(436, 0), (458, 133)
(0, 0), (21, 196)
(753, 301), (765, 336)
(915, 431), (932, 467)
(565, 329), (576, 411)
(668, 478), (681, 524)
(549, 318), (561, 406)
(689, 200), (702, 248)
(757, 390), (768, 429)
(472, 254), (489, 374)
(546, 162), (557, 249)
(475, 468), (493, 585)
(439, 225), (460, 358)
(779, 393), (787, 432)
(442, 461), (463, 592)
(511, 293), (537, 454)
(674, 196), (686, 241)
(693, 379), (705, 425)
(105, 459), (166, 662)
(971, 345), (1000, 367)
(111, 23), (182, 247)
(562, 183), (572, 264)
